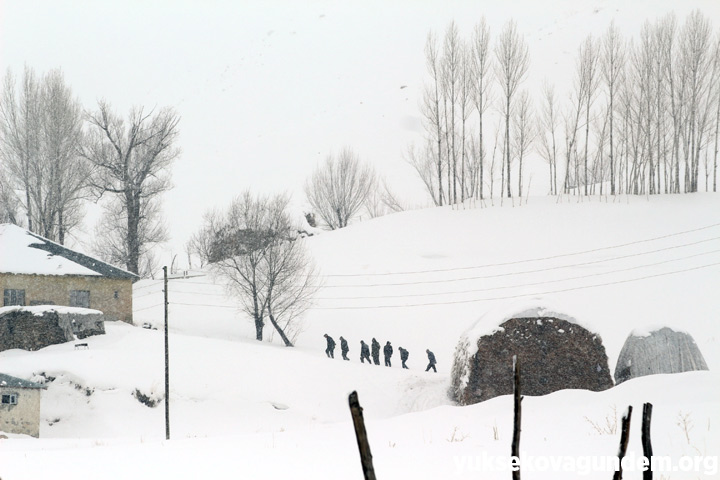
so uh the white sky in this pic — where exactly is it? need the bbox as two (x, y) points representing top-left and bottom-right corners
(2, 0), (719, 264)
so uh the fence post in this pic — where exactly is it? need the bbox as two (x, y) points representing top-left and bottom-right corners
(512, 355), (523, 480)
(349, 391), (377, 480)
(612, 406), (633, 480)
(642, 403), (653, 480)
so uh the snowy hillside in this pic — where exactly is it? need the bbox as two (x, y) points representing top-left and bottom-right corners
(1, 194), (719, 479)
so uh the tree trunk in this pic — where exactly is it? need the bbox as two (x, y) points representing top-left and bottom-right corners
(267, 303), (293, 347)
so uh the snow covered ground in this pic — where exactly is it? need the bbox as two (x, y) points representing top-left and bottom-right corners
(1, 194), (719, 479)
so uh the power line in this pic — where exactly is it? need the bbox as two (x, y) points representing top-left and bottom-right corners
(315, 236), (720, 288)
(320, 221), (720, 277)
(309, 262), (720, 310)
(314, 249), (720, 300)
(134, 303), (164, 312)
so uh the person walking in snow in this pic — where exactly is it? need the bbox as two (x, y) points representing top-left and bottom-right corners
(371, 338), (381, 365)
(425, 349), (437, 372)
(339, 336), (349, 361)
(399, 346), (409, 369)
(360, 340), (371, 363)
(383, 341), (393, 367)
(324, 334), (336, 359)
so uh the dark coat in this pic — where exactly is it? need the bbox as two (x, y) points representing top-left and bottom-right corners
(325, 335), (335, 349)
(383, 342), (393, 358)
(427, 350), (436, 365)
(361, 341), (370, 357)
(371, 339), (380, 357)
(399, 347), (409, 361)
(340, 337), (349, 353)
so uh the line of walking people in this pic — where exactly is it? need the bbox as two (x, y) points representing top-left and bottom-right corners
(323, 334), (437, 372)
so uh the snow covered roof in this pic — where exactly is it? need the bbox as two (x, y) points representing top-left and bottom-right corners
(0, 373), (46, 390)
(0, 224), (138, 280)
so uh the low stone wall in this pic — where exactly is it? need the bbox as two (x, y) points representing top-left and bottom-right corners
(0, 309), (72, 351)
(61, 312), (105, 339)
(0, 307), (105, 352)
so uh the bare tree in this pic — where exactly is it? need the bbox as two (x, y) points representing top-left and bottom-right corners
(471, 18), (492, 200)
(513, 90), (535, 197)
(92, 195), (167, 277)
(602, 21), (626, 195)
(576, 35), (601, 195)
(405, 141), (441, 205)
(364, 178), (405, 219)
(82, 101), (180, 274)
(304, 147), (375, 229)
(0, 67), (87, 242)
(495, 20), (530, 198)
(442, 21), (462, 204)
(421, 32), (445, 206)
(205, 192), (317, 345)
(0, 174), (21, 224)
(537, 81), (559, 194)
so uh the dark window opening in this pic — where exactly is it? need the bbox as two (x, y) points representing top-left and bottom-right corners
(1, 394), (18, 405)
(70, 290), (90, 309)
(3, 289), (25, 306)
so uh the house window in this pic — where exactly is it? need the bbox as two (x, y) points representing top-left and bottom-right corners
(1, 394), (18, 405)
(3, 289), (25, 306)
(69, 290), (90, 308)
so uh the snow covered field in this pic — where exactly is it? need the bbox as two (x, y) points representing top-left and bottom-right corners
(1, 194), (719, 479)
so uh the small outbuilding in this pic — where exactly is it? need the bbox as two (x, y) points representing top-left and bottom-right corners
(452, 306), (614, 405)
(614, 327), (709, 385)
(0, 373), (46, 438)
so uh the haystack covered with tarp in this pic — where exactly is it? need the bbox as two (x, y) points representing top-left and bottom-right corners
(614, 327), (708, 385)
(452, 305), (614, 405)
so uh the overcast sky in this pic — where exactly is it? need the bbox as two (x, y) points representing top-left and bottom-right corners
(2, 0), (719, 264)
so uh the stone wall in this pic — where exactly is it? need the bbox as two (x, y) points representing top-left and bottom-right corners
(0, 309), (73, 351)
(0, 273), (132, 323)
(0, 387), (42, 437)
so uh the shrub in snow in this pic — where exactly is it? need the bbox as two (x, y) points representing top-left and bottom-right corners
(614, 327), (708, 385)
(133, 389), (162, 408)
(451, 316), (613, 405)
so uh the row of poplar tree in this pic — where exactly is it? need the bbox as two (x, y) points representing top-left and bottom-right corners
(408, 10), (720, 204)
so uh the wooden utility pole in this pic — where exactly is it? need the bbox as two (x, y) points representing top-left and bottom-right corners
(612, 406), (633, 480)
(348, 391), (376, 480)
(164, 265), (170, 440)
(512, 355), (523, 480)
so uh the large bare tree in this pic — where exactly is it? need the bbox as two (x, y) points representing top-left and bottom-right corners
(82, 101), (180, 274)
(304, 147), (375, 229)
(0, 67), (87, 243)
(200, 192), (317, 345)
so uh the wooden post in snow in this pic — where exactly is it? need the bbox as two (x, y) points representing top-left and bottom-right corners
(512, 355), (523, 480)
(642, 403), (653, 480)
(612, 405), (633, 480)
(164, 265), (170, 440)
(348, 391), (377, 480)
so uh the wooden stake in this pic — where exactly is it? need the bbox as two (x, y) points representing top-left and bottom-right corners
(164, 265), (170, 440)
(348, 391), (376, 480)
(642, 403), (653, 480)
(612, 406), (633, 480)
(512, 355), (522, 480)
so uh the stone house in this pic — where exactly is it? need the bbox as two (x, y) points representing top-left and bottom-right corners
(0, 224), (138, 323)
(0, 373), (46, 437)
